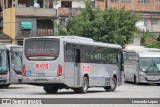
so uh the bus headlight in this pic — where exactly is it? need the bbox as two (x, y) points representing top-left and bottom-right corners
(139, 72), (146, 78)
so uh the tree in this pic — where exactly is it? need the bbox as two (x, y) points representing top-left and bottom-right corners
(141, 30), (160, 49)
(141, 30), (158, 45)
(57, 0), (139, 47)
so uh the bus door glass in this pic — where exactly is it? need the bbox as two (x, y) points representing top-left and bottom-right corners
(11, 47), (23, 74)
(74, 48), (81, 86)
(117, 50), (123, 71)
(118, 50), (123, 83)
(0, 48), (8, 76)
(127, 52), (137, 78)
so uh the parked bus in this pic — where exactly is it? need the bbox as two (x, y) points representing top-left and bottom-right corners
(22, 36), (123, 93)
(0, 43), (23, 88)
(123, 48), (160, 85)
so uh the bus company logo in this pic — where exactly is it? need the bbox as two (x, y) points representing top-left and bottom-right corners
(2, 99), (11, 104)
(82, 65), (90, 73)
(2, 99), (42, 104)
(35, 63), (49, 70)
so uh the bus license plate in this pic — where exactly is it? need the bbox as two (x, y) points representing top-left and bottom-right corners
(37, 73), (45, 77)
(34, 78), (48, 81)
(147, 76), (159, 81)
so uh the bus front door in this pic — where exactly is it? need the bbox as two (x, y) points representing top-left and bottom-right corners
(9, 51), (22, 84)
(74, 49), (81, 87)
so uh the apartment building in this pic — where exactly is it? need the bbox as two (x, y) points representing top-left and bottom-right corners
(0, 0), (160, 45)
(0, 0), (57, 45)
(0, 0), (85, 45)
(56, 0), (85, 26)
(92, 0), (160, 45)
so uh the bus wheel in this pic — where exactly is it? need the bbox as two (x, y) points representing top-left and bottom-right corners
(134, 76), (138, 85)
(5, 84), (10, 88)
(44, 86), (58, 94)
(74, 77), (88, 94)
(0, 84), (5, 89)
(104, 78), (117, 92)
(157, 83), (160, 86)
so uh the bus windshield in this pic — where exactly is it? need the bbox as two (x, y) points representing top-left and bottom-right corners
(0, 50), (8, 74)
(11, 47), (22, 74)
(139, 57), (160, 73)
(25, 38), (59, 61)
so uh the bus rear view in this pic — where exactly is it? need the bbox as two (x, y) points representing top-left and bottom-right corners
(23, 36), (123, 94)
(22, 38), (63, 84)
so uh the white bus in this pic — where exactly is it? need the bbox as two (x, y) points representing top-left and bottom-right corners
(123, 48), (160, 85)
(0, 43), (23, 88)
(22, 36), (123, 93)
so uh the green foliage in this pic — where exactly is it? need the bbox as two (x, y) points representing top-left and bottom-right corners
(57, 24), (68, 35)
(145, 41), (160, 49)
(141, 30), (151, 45)
(57, 0), (139, 47)
(142, 30), (160, 49)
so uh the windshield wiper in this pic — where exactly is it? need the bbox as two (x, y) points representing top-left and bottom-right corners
(153, 61), (160, 73)
(145, 63), (153, 73)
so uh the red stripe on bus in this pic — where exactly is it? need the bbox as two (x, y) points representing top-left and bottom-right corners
(25, 53), (57, 57)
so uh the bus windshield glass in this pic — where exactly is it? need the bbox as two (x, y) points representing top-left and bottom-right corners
(0, 50), (8, 74)
(140, 57), (160, 73)
(25, 38), (59, 61)
(11, 47), (22, 74)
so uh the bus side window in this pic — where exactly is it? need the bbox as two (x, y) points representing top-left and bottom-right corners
(64, 43), (74, 62)
(123, 52), (127, 60)
(127, 52), (137, 61)
(75, 49), (80, 64)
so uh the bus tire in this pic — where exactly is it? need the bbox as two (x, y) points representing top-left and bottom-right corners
(157, 83), (160, 86)
(0, 84), (5, 88)
(5, 84), (10, 88)
(74, 77), (88, 94)
(134, 76), (138, 85)
(44, 86), (58, 94)
(104, 78), (117, 92)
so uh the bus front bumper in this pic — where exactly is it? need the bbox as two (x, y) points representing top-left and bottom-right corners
(139, 76), (160, 84)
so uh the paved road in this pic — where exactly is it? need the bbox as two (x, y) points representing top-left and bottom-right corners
(0, 82), (160, 107)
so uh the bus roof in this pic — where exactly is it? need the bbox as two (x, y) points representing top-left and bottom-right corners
(0, 42), (6, 49)
(25, 36), (94, 41)
(125, 46), (160, 52)
(138, 52), (160, 58)
(4, 44), (22, 50)
(125, 50), (160, 57)
(24, 36), (122, 49)
(0, 43), (22, 49)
